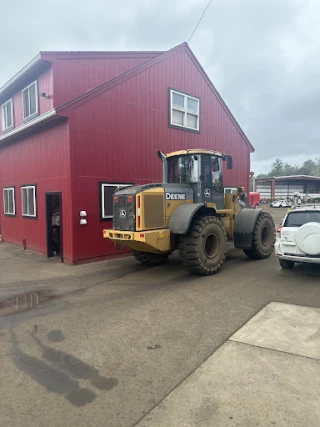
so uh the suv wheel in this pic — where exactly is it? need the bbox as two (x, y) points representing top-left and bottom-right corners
(279, 259), (295, 269)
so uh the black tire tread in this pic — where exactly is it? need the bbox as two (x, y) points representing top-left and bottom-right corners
(279, 258), (295, 269)
(179, 216), (227, 276)
(244, 212), (275, 260)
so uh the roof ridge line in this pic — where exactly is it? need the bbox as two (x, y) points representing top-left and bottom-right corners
(40, 50), (165, 55)
(0, 54), (42, 95)
(57, 43), (187, 112)
(0, 50), (165, 98)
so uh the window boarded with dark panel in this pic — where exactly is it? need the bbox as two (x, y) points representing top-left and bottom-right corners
(143, 194), (165, 229)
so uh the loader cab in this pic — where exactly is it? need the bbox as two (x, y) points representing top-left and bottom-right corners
(166, 151), (228, 209)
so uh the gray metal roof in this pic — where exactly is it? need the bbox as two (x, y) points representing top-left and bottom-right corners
(275, 175), (320, 180)
(256, 175), (320, 181)
(290, 205), (320, 211)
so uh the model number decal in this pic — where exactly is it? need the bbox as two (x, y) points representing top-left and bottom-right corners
(166, 193), (186, 200)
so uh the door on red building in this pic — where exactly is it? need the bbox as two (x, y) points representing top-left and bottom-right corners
(46, 192), (63, 262)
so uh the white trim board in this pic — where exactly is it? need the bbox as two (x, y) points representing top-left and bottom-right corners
(0, 54), (41, 96)
(0, 109), (56, 143)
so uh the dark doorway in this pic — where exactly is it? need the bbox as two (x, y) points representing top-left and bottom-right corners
(46, 192), (63, 262)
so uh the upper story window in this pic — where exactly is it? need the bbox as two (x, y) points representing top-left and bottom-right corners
(1, 99), (14, 132)
(22, 81), (38, 121)
(169, 89), (200, 132)
(22, 185), (37, 218)
(3, 187), (15, 216)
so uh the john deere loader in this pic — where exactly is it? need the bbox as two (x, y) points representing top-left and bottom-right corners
(103, 149), (275, 275)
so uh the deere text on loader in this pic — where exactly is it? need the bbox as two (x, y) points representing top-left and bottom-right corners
(103, 149), (275, 275)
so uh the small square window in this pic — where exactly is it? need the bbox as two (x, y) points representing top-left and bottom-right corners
(1, 99), (14, 132)
(101, 183), (132, 220)
(22, 185), (37, 218)
(22, 81), (38, 120)
(170, 89), (200, 132)
(3, 187), (15, 215)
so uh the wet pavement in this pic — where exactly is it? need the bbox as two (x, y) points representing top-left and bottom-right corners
(0, 207), (319, 427)
(0, 290), (56, 317)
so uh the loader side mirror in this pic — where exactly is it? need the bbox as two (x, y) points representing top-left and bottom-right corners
(227, 156), (233, 169)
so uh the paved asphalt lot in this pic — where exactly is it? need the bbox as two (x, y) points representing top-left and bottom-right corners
(0, 207), (319, 427)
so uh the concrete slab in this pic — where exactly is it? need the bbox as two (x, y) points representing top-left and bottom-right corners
(136, 341), (320, 427)
(230, 302), (320, 360)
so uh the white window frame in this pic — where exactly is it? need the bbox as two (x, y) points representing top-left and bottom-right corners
(1, 99), (14, 131)
(3, 187), (15, 215)
(224, 187), (238, 194)
(22, 81), (39, 120)
(21, 185), (37, 218)
(101, 183), (132, 219)
(170, 89), (200, 131)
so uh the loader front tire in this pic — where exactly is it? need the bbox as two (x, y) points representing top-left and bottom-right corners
(243, 212), (275, 260)
(179, 216), (227, 276)
(132, 251), (169, 266)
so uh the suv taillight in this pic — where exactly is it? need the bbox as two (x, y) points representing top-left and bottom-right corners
(276, 225), (283, 237)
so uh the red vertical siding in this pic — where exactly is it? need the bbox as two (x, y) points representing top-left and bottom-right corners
(47, 53), (161, 108)
(11, 90), (23, 128)
(69, 48), (251, 262)
(39, 67), (54, 114)
(0, 121), (74, 262)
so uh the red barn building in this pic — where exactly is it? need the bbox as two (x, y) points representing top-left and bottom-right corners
(0, 43), (254, 264)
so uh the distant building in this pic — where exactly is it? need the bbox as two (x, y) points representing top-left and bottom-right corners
(0, 43), (253, 263)
(255, 175), (320, 200)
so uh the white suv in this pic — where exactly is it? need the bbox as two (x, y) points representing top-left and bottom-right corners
(275, 205), (320, 269)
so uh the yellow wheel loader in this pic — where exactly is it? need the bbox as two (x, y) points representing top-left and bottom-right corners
(103, 149), (275, 275)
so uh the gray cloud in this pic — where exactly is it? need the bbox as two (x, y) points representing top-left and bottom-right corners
(1, 0), (319, 173)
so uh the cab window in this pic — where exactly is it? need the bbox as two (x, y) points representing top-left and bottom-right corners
(167, 155), (199, 184)
(211, 156), (222, 192)
(202, 155), (222, 192)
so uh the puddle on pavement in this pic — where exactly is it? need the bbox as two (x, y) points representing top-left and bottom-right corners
(0, 291), (55, 317)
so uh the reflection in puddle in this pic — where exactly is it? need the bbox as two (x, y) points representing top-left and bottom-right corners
(0, 291), (54, 317)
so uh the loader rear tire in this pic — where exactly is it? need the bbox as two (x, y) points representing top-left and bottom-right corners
(243, 212), (275, 260)
(132, 251), (169, 266)
(179, 216), (227, 276)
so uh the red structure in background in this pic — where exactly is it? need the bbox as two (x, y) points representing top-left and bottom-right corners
(0, 43), (254, 264)
(248, 192), (261, 208)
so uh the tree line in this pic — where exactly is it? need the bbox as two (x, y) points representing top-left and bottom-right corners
(256, 158), (320, 179)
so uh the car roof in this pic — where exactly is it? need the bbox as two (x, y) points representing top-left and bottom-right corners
(288, 205), (320, 212)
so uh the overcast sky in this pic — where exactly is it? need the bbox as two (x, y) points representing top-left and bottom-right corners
(1, 0), (319, 173)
